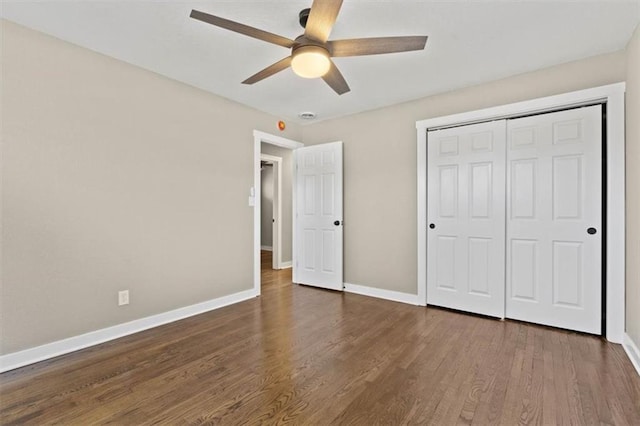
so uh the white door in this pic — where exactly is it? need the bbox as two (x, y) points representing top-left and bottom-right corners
(293, 142), (343, 291)
(506, 105), (602, 334)
(427, 120), (506, 318)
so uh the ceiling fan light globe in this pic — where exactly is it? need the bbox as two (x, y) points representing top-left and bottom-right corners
(291, 46), (331, 79)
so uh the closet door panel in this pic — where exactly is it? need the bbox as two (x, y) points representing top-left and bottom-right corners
(427, 120), (506, 318)
(506, 105), (602, 334)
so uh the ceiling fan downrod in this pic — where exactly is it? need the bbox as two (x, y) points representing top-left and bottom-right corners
(299, 8), (311, 29)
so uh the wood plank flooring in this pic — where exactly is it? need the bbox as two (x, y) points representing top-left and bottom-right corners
(1, 251), (639, 424)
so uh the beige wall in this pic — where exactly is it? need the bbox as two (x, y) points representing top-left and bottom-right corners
(0, 20), (301, 354)
(626, 23), (640, 349)
(261, 143), (294, 263)
(302, 51), (626, 294)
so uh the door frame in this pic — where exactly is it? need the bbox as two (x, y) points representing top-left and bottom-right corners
(260, 154), (283, 269)
(416, 82), (626, 343)
(253, 130), (303, 296)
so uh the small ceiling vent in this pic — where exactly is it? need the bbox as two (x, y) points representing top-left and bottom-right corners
(299, 112), (317, 120)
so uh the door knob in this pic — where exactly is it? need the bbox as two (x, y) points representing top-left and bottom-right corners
(334, 220), (341, 226)
(429, 223), (435, 229)
(587, 227), (597, 235)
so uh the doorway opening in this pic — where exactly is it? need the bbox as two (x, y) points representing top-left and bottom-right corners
(253, 131), (303, 295)
(260, 154), (282, 270)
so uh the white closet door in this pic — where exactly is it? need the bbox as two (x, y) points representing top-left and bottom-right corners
(506, 105), (602, 334)
(427, 120), (506, 318)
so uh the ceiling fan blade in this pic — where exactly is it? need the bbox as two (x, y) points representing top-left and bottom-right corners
(190, 9), (294, 49)
(322, 60), (350, 95)
(328, 36), (428, 57)
(304, 0), (343, 43)
(242, 56), (293, 85)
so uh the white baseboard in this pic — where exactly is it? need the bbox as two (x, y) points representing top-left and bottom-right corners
(0, 288), (258, 373)
(343, 282), (420, 305)
(279, 261), (292, 269)
(260, 246), (273, 251)
(623, 333), (640, 377)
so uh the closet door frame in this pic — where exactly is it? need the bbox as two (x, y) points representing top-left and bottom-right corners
(416, 82), (625, 343)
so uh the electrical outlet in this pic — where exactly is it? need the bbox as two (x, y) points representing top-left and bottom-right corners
(118, 290), (129, 306)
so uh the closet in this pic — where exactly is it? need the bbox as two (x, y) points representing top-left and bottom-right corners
(426, 105), (603, 334)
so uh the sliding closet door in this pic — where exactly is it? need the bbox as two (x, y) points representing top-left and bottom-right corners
(427, 121), (506, 318)
(506, 105), (602, 334)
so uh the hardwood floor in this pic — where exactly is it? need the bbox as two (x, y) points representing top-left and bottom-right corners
(1, 251), (639, 424)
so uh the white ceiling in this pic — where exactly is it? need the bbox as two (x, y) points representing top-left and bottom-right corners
(2, 1), (639, 124)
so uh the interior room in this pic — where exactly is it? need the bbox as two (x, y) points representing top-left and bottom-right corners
(1, 1), (640, 424)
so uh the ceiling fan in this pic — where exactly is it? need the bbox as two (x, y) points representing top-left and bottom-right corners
(190, 0), (428, 95)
